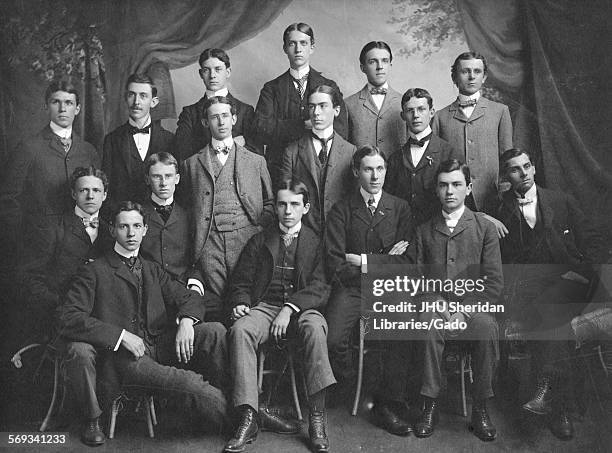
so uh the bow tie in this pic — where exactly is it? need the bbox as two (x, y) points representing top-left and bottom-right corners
(516, 197), (534, 206)
(408, 133), (432, 148)
(458, 98), (477, 108)
(214, 144), (230, 155)
(153, 203), (173, 222)
(81, 217), (99, 228)
(129, 124), (151, 135)
(281, 231), (299, 247)
(370, 87), (388, 95)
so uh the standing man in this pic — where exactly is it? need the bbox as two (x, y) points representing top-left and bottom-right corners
(21, 166), (112, 338)
(497, 148), (603, 440)
(385, 88), (462, 226)
(174, 48), (260, 160)
(432, 52), (513, 215)
(179, 96), (274, 317)
(58, 201), (229, 446)
(102, 73), (173, 211)
(140, 152), (193, 282)
(411, 159), (502, 442)
(0, 81), (100, 254)
(225, 180), (334, 453)
(280, 84), (355, 237)
(344, 41), (406, 158)
(325, 145), (413, 434)
(254, 22), (348, 189)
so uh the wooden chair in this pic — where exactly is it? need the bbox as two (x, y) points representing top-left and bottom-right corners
(108, 391), (157, 439)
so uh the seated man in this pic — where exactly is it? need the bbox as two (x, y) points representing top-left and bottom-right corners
(497, 148), (604, 440)
(140, 152), (193, 282)
(280, 84), (355, 237)
(58, 201), (228, 447)
(225, 180), (334, 453)
(20, 166), (113, 339)
(325, 145), (413, 434)
(411, 159), (502, 441)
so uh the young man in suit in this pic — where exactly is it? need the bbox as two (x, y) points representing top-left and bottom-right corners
(325, 145), (413, 434)
(344, 41), (406, 158)
(385, 88), (462, 226)
(432, 52), (513, 217)
(254, 22), (348, 189)
(20, 166), (113, 340)
(140, 152), (193, 282)
(58, 201), (229, 446)
(179, 96), (274, 317)
(225, 180), (334, 453)
(174, 48), (260, 160)
(497, 148), (604, 440)
(410, 159), (502, 442)
(279, 84), (355, 237)
(0, 81), (100, 256)
(102, 73), (174, 212)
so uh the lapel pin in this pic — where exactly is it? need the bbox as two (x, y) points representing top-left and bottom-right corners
(426, 155), (433, 166)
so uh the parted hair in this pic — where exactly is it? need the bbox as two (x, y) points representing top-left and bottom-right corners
(277, 178), (310, 206)
(352, 145), (387, 171)
(451, 51), (489, 83)
(111, 201), (147, 226)
(45, 80), (80, 105)
(401, 88), (434, 109)
(145, 152), (179, 175)
(436, 159), (471, 185)
(125, 73), (157, 97)
(283, 23), (315, 46)
(199, 48), (231, 69)
(359, 41), (392, 65)
(70, 166), (108, 192)
(202, 95), (236, 116)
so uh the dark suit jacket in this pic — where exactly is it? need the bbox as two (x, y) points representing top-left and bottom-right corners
(228, 224), (330, 312)
(384, 135), (462, 226)
(279, 133), (356, 236)
(254, 68), (348, 164)
(432, 97), (513, 212)
(58, 251), (208, 350)
(102, 121), (174, 209)
(0, 126), (100, 240)
(325, 190), (413, 287)
(412, 208), (503, 307)
(178, 143), (275, 263)
(174, 93), (260, 160)
(344, 85), (406, 157)
(497, 185), (605, 266)
(140, 199), (193, 281)
(21, 212), (113, 309)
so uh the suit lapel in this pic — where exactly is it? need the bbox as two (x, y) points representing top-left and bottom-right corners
(536, 187), (555, 230)
(43, 126), (70, 157)
(107, 252), (138, 289)
(414, 138), (441, 172)
(449, 100), (469, 122)
(370, 192), (391, 229)
(449, 209), (472, 237)
(467, 98), (487, 122)
(295, 227), (316, 284)
(297, 137), (320, 195)
(68, 213), (92, 245)
(378, 87), (397, 117)
(263, 227), (280, 272)
(196, 145), (215, 181)
(350, 191), (372, 227)
(433, 212), (452, 237)
(359, 86), (379, 116)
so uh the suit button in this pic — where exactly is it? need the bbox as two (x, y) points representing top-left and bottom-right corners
(232, 222), (236, 225)
(205, 217), (210, 221)
(165, 263), (169, 267)
(378, 138), (384, 143)
(131, 318), (136, 324)
(206, 191), (210, 195)
(448, 258), (455, 263)
(370, 228), (374, 232)
(411, 173), (416, 177)
(468, 139), (473, 144)
(230, 182), (234, 185)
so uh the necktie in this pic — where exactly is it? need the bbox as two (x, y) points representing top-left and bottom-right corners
(458, 98), (477, 108)
(369, 87), (388, 95)
(293, 74), (308, 98)
(408, 133), (432, 148)
(81, 217), (99, 228)
(214, 145), (230, 155)
(517, 198), (534, 206)
(129, 124), (151, 135)
(312, 133), (332, 165)
(367, 197), (376, 216)
(281, 232), (298, 247)
(154, 203), (173, 223)
(57, 135), (72, 152)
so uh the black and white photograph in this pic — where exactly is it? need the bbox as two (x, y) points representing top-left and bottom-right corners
(0, 1), (610, 452)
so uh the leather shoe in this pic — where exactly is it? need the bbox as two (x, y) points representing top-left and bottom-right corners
(224, 407), (258, 453)
(469, 401), (497, 441)
(258, 405), (299, 434)
(309, 410), (329, 453)
(550, 409), (574, 440)
(374, 402), (412, 436)
(81, 417), (105, 446)
(523, 377), (553, 415)
(414, 398), (438, 438)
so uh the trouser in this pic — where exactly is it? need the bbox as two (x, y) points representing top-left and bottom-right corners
(229, 302), (336, 410)
(63, 322), (230, 427)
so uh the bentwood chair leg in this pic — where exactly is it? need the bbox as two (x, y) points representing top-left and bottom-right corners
(352, 318), (366, 416)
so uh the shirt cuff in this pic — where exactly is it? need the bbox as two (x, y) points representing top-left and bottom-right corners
(284, 302), (300, 313)
(361, 254), (368, 274)
(176, 316), (200, 326)
(187, 279), (205, 295)
(114, 329), (125, 351)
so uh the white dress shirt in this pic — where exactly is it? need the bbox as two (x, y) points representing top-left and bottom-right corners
(359, 187), (383, 273)
(49, 121), (72, 140)
(279, 221), (302, 313)
(516, 183), (537, 229)
(442, 205), (465, 233)
(128, 115), (152, 161)
(112, 243), (140, 350)
(368, 82), (389, 111)
(289, 65), (310, 96)
(457, 91), (481, 119)
(409, 125), (433, 166)
(151, 193), (174, 207)
(311, 125), (334, 159)
(205, 87), (229, 98)
(211, 137), (235, 166)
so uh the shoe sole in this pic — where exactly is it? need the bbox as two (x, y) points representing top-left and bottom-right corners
(224, 434), (258, 452)
(522, 403), (552, 415)
(468, 424), (497, 441)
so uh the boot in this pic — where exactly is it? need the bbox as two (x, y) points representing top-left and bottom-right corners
(414, 397), (438, 438)
(469, 399), (497, 441)
(309, 410), (329, 452)
(258, 405), (299, 434)
(224, 407), (258, 453)
(81, 417), (105, 446)
(373, 401), (412, 436)
(522, 377), (553, 415)
(550, 408), (574, 440)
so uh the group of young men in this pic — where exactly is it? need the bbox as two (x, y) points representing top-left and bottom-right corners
(1, 20), (608, 453)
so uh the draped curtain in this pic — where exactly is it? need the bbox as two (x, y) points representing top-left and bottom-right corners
(457, 0), (612, 229)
